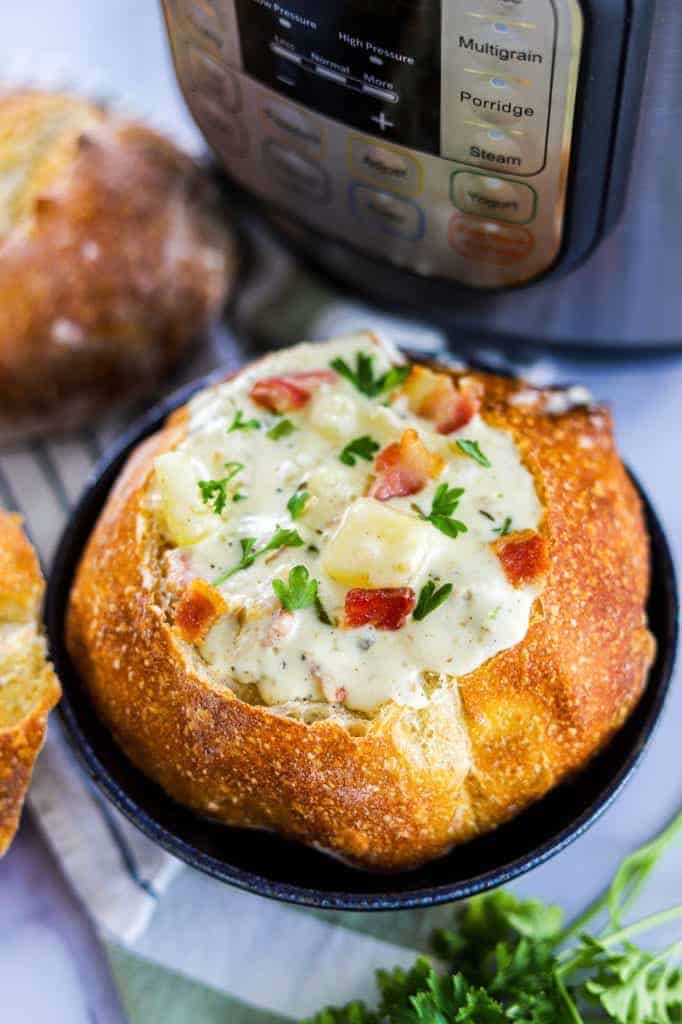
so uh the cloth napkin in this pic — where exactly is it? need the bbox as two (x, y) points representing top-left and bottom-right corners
(3, 247), (561, 1023)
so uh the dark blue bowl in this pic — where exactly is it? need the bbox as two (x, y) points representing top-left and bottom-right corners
(45, 373), (678, 910)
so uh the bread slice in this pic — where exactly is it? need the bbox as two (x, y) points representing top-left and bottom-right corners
(66, 347), (655, 869)
(0, 510), (61, 856)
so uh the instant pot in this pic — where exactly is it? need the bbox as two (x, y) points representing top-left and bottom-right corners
(161, 1), (681, 349)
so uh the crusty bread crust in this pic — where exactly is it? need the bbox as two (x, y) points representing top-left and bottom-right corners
(0, 511), (61, 856)
(66, 365), (655, 869)
(0, 90), (235, 444)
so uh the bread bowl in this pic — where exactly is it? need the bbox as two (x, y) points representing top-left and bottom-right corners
(0, 89), (236, 444)
(66, 334), (655, 870)
(0, 511), (61, 855)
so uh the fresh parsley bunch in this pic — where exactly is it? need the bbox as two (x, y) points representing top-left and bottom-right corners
(304, 810), (682, 1024)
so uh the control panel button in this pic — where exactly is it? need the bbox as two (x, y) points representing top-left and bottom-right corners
(187, 45), (241, 112)
(263, 140), (331, 202)
(451, 172), (536, 224)
(466, 125), (526, 172)
(459, 19), (541, 63)
(350, 184), (425, 242)
(194, 97), (248, 157)
(448, 213), (534, 265)
(260, 99), (324, 158)
(348, 137), (422, 196)
(177, 0), (223, 45)
(441, 0), (556, 175)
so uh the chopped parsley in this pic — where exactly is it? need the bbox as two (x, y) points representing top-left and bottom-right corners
(330, 351), (410, 398)
(494, 516), (513, 537)
(232, 492), (248, 503)
(212, 527), (304, 586)
(339, 434), (380, 467)
(303, 809), (682, 1024)
(197, 462), (244, 515)
(267, 417), (295, 441)
(415, 483), (467, 539)
(457, 438), (492, 467)
(314, 596), (335, 626)
(287, 489), (310, 520)
(413, 580), (453, 621)
(215, 536), (257, 583)
(228, 409), (260, 433)
(272, 565), (318, 611)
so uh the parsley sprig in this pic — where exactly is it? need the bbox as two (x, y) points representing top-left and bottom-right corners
(212, 527), (303, 586)
(197, 462), (244, 515)
(340, 435), (380, 467)
(457, 439), (491, 467)
(415, 483), (467, 539)
(228, 409), (261, 433)
(304, 809), (682, 1024)
(413, 580), (453, 621)
(272, 565), (318, 611)
(331, 352), (410, 398)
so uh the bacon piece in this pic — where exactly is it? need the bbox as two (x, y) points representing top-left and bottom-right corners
(344, 587), (416, 630)
(399, 366), (482, 435)
(493, 530), (549, 588)
(369, 429), (444, 501)
(174, 578), (227, 643)
(250, 370), (337, 413)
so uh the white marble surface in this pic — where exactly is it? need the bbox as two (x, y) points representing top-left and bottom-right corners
(0, 3), (681, 1023)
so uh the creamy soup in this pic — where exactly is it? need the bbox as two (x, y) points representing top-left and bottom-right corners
(150, 334), (544, 714)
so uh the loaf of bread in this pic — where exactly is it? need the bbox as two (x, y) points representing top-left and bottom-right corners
(66, 334), (654, 869)
(0, 90), (236, 444)
(0, 510), (61, 855)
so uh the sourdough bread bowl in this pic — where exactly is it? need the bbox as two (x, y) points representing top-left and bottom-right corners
(66, 334), (655, 871)
(0, 89), (236, 444)
(0, 511), (61, 855)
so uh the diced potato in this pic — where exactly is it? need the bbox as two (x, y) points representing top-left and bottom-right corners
(399, 365), (449, 411)
(361, 403), (407, 446)
(308, 388), (358, 441)
(322, 498), (433, 587)
(154, 451), (214, 546)
(305, 463), (358, 531)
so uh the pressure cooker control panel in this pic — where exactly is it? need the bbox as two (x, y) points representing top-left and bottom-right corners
(162, 0), (584, 289)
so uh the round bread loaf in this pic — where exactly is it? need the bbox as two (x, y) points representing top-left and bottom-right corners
(0, 510), (61, 856)
(0, 90), (236, 444)
(66, 334), (654, 870)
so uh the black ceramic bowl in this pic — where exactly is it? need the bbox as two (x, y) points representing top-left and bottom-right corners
(46, 373), (678, 910)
